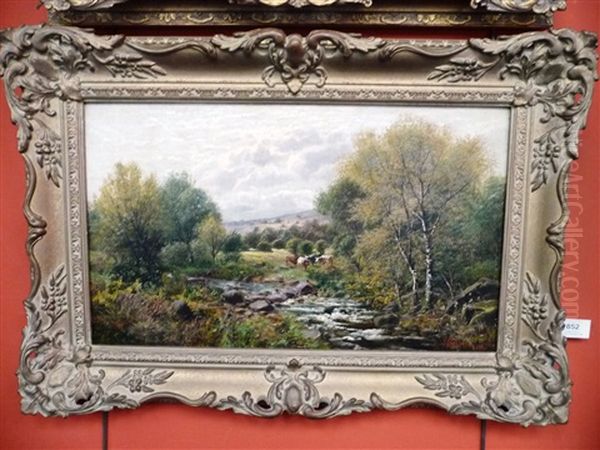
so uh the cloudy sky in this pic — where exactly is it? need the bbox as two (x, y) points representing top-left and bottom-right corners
(85, 103), (510, 222)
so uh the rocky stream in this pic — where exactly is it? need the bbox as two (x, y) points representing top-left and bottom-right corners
(193, 278), (438, 350)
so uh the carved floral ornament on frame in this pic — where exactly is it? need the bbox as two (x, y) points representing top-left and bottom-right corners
(0, 24), (597, 426)
(40, 0), (567, 14)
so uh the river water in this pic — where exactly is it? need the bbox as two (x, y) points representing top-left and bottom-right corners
(204, 278), (410, 350)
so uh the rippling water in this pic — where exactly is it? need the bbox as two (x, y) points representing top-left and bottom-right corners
(203, 278), (412, 350)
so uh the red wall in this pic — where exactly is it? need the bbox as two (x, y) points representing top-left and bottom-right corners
(1, 1), (598, 448)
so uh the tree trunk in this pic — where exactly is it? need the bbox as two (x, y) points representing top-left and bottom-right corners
(392, 231), (419, 308)
(423, 232), (434, 310)
(187, 242), (194, 265)
(416, 213), (434, 311)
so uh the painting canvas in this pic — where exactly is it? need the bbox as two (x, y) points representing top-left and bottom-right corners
(85, 103), (510, 352)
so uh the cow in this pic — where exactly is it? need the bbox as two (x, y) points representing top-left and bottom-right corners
(296, 256), (311, 269)
(317, 254), (334, 267)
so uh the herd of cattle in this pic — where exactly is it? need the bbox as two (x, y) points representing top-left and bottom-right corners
(285, 254), (334, 269)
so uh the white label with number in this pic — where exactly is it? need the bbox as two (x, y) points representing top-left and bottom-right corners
(563, 319), (591, 339)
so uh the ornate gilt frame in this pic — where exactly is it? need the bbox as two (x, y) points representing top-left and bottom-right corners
(0, 25), (597, 424)
(41, 0), (560, 29)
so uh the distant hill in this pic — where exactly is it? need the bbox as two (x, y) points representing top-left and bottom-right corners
(224, 210), (330, 235)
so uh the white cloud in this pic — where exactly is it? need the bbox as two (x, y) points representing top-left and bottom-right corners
(85, 103), (510, 221)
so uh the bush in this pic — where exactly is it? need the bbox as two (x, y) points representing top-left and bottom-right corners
(223, 232), (244, 253)
(213, 260), (269, 281)
(464, 260), (500, 285)
(160, 272), (186, 297)
(221, 251), (242, 263)
(306, 265), (345, 297)
(344, 269), (396, 308)
(315, 239), (327, 254)
(256, 240), (272, 252)
(89, 250), (115, 274)
(298, 240), (313, 256)
(243, 228), (261, 249)
(219, 314), (325, 349)
(190, 239), (213, 266)
(91, 282), (224, 347)
(160, 242), (190, 269)
(272, 238), (286, 249)
(286, 237), (301, 256)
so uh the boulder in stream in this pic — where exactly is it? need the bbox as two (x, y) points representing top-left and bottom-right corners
(249, 300), (274, 313)
(266, 293), (287, 303)
(447, 279), (500, 315)
(172, 300), (193, 321)
(295, 281), (315, 296)
(302, 328), (321, 340)
(373, 313), (398, 328)
(222, 290), (245, 305)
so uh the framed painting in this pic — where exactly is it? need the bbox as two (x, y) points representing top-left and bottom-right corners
(0, 25), (596, 424)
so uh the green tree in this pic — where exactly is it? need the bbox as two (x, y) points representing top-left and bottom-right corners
(286, 237), (301, 256)
(92, 163), (164, 284)
(316, 178), (365, 258)
(222, 232), (244, 254)
(198, 214), (227, 263)
(315, 239), (327, 254)
(272, 238), (286, 249)
(260, 227), (278, 244)
(257, 240), (272, 252)
(342, 121), (490, 310)
(160, 173), (217, 263)
(243, 227), (262, 249)
(434, 175), (505, 295)
(298, 240), (313, 256)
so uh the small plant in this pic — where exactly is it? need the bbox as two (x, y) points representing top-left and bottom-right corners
(219, 314), (326, 349)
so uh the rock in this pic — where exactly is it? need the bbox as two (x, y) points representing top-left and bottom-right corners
(327, 338), (358, 350)
(464, 299), (498, 326)
(302, 328), (321, 340)
(282, 288), (298, 299)
(172, 300), (193, 321)
(248, 300), (274, 313)
(267, 293), (287, 303)
(373, 313), (398, 328)
(186, 276), (207, 286)
(383, 300), (403, 314)
(295, 281), (315, 296)
(447, 279), (500, 315)
(323, 306), (336, 314)
(222, 290), (245, 305)
(397, 336), (438, 350)
(352, 335), (406, 349)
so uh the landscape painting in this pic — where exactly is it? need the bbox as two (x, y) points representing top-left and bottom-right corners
(85, 103), (509, 352)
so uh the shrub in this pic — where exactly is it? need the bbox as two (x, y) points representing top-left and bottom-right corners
(223, 232), (244, 253)
(190, 239), (213, 266)
(256, 240), (272, 252)
(344, 269), (396, 308)
(91, 282), (225, 347)
(286, 237), (301, 256)
(160, 242), (190, 269)
(306, 265), (345, 297)
(243, 228), (261, 249)
(221, 251), (242, 263)
(219, 314), (325, 349)
(272, 238), (286, 249)
(315, 239), (327, 254)
(89, 250), (115, 274)
(298, 240), (313, 256)
(213, 260), (269, 281)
